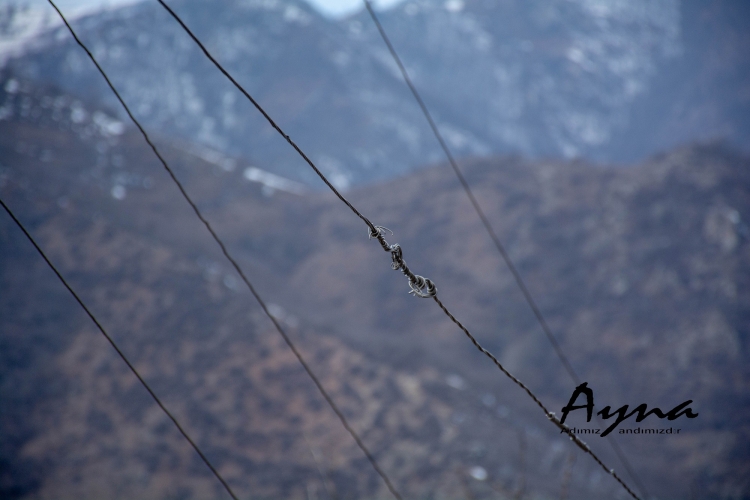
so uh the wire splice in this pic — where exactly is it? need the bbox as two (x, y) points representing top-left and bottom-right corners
(368, 226), (436, 298)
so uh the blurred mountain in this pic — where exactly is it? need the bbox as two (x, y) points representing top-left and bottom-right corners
(1, 0), (748, 187)
(2, 73), (749, 499)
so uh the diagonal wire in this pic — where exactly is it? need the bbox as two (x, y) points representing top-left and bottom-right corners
(45, 2), (403, 499)
(303, 432), (339, 500)
(432, 295), (639, 499)
(0, 196), (241, 500)
(152, 2), (641, 498)
(361, 0), (578, 381)
(155, 0), (376, 233)
(362, 2), (650, 498)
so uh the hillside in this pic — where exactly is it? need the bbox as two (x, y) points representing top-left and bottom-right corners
(1, 75), (749, 499)
(3, 0), (749, 186)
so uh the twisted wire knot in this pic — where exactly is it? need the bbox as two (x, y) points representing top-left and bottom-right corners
(367, 225), (437, 298)
(408, 275), (437, 298)
(368, 225), (392, 238)
(390, 244), (403, 270)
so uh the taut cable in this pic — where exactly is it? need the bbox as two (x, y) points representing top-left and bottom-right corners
(0, 196), (241, 500)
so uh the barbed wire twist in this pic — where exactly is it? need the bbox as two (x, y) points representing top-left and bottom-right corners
(368, 226), (436, 298)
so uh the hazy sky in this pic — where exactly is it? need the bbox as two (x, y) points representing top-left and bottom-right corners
(5, 0), (406, 17)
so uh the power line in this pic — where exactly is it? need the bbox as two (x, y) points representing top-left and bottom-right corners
(152, 2), (640, 498)
(0, 196), (241, 500)
(431, 293), (638, 499)
(45, 2), (404, 499)
(153, 0), (379, 232)
(155, 0), (374, 232)
(361, 2), (650, 498)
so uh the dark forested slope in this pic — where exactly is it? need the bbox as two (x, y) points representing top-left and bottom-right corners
(1, 75), (749, 499)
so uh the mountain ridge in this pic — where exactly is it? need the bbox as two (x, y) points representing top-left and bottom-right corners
(1, 74), (749, 498)
(3, 0), (748, 187)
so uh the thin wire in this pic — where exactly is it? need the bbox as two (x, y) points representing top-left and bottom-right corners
(560, 452), (577, 500)
(303, 432), (339, 500)
(155, 0), (376, 234)
(46, 2), (403, 499)
(151, 3), (641, 498)
(362, 2), (650, 498)
(0, 197), (241, 500)
(361, 0), (578, 381)
(432, 296), (639, 500)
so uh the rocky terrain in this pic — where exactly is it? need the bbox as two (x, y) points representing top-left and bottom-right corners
(2, 0), (749, 187)
(1, 74), (749, 499)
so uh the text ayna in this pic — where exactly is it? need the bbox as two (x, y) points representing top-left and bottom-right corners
(559, 382), (698, 437)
